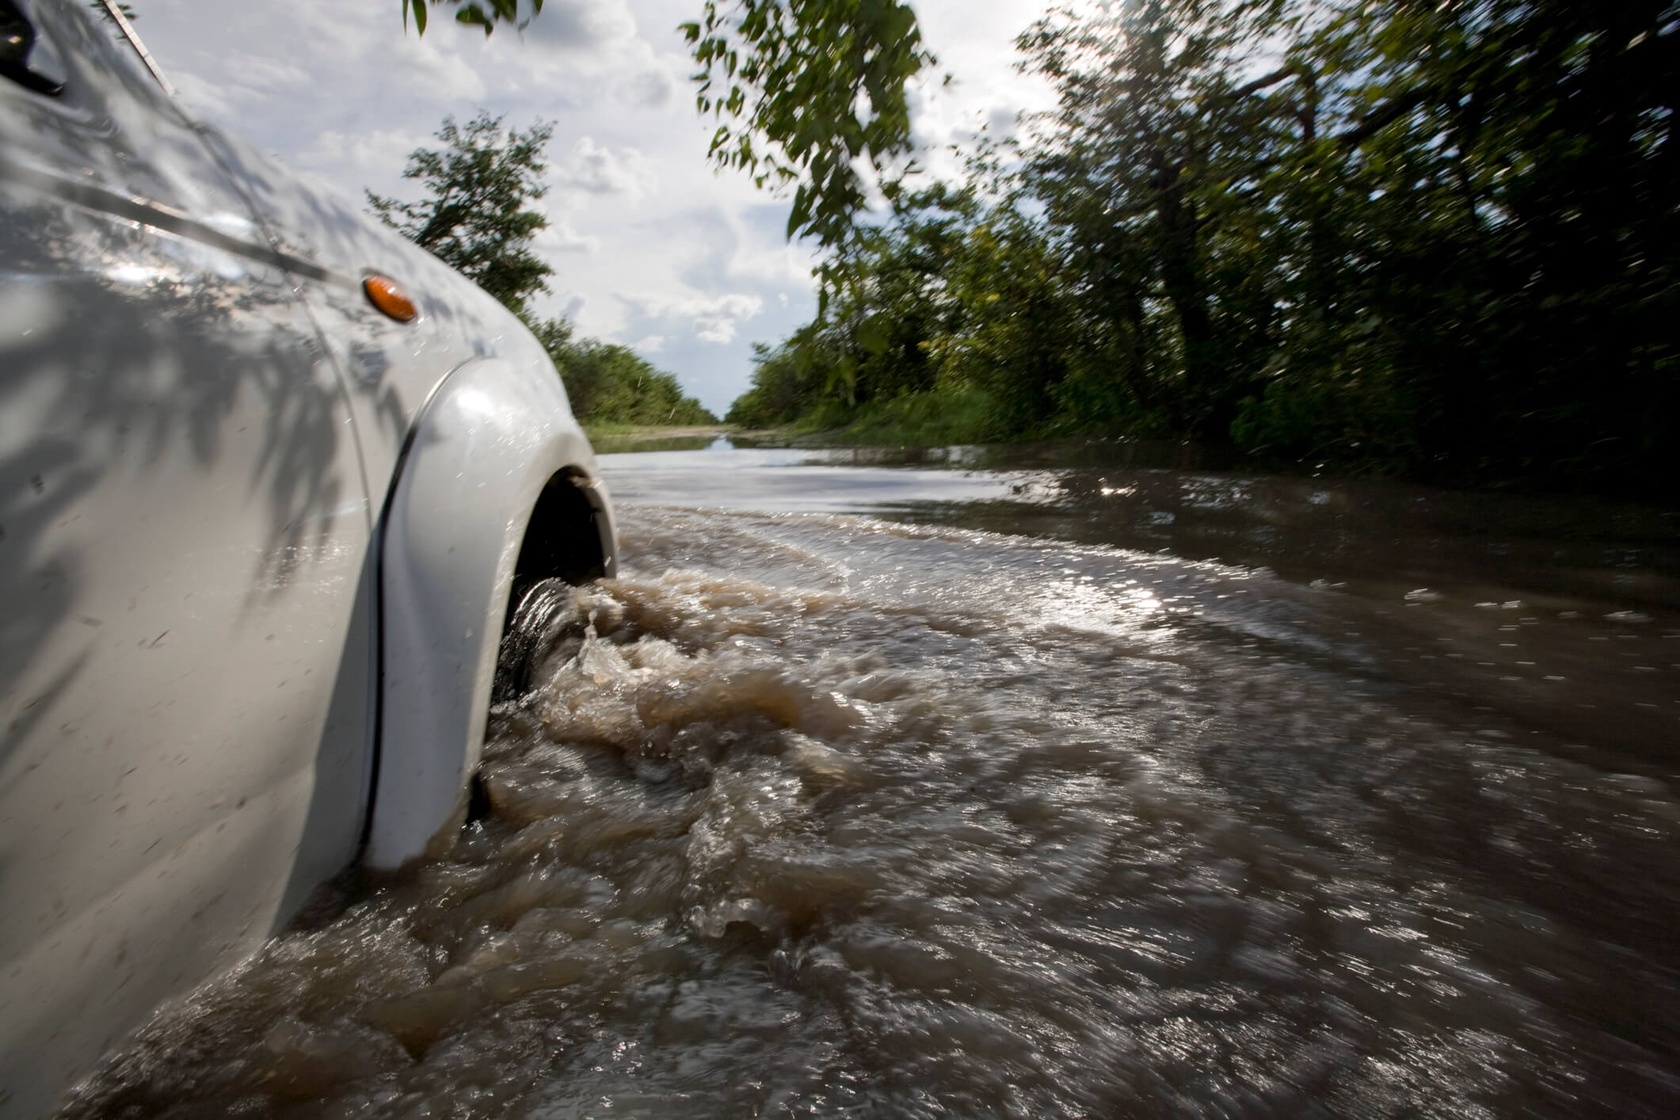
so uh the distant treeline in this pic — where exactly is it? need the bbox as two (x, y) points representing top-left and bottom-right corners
(728, 0), (1676, 495)
(528, 318), (717, 428)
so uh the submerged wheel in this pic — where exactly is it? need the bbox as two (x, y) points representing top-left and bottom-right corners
(492, 577), (589, 703)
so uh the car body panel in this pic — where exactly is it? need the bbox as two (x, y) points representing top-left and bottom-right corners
(371, 355), (607, 868)
(184, 78), (618, 872)
(0, 3), (614, 1115)
(0, 5), (381, 1112)
(191, 124), (514, 480)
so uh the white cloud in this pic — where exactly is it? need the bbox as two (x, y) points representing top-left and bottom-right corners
(628, 292), (764, 344)
(167, 51), (309, 113)
(522, 0), (640, 50)
(695, 311), (754, 344)
(463, 0), (673, 109)
(294, 128), (429, 201)
(555, 138), (655, 197)
(617, 67), (676, 108)
(534, 221), (600, 255)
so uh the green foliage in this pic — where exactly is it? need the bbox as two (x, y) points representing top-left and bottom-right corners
(933, 200), (1087, 436)
(368, 112), (554, 317)
(1020, 0), (1305, 438)
(824, 386), (998, 446)
(1305, 0), (1679, 490)
(725, 330), (826, 428)
(529, 317), (717, 428)
(728, 189), (963, 429)
(679, 0), (932, 250)
(733, 0), (1679, 497)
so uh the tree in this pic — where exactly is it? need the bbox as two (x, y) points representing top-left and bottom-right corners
(529, 316), (718, 426)
(367, 112), (554, 317)
(1298, 0), (1680, 487)
(680, 0), (932, 251)
(402, 0), (931, 253)
(933, 196), (1085, 435)
(726, 332), (827, 428)
(1020, 0), (1312, 438)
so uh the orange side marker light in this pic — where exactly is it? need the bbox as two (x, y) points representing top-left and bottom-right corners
(364, 275), (418, 323)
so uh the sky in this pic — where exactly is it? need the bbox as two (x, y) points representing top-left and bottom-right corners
(129, 0), (1057, 416)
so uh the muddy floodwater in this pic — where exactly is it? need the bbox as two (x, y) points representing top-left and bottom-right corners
(63, 445), (1680, 1118)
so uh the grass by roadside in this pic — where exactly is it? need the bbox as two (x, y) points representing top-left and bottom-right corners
(587, 389), (1015, 453)
(585, 425), (717, 454)
(584, 422), (731, 442)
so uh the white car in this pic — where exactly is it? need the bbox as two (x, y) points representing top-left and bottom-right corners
(0, 2), (615, 1114)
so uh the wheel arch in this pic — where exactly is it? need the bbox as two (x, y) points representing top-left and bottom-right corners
(362, 356), (615, 870)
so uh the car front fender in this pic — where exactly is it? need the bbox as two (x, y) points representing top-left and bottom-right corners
(363, 356), (612, 870)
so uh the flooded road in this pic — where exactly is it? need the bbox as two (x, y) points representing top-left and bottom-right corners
(64, 446), (1680, 1118)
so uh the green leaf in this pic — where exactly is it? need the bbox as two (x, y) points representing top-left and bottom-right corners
(786, 183), (819, 239)
(857, 314), (890, 355)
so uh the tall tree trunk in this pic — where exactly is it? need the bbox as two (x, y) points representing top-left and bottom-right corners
(1150, 146), (1219, 433)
